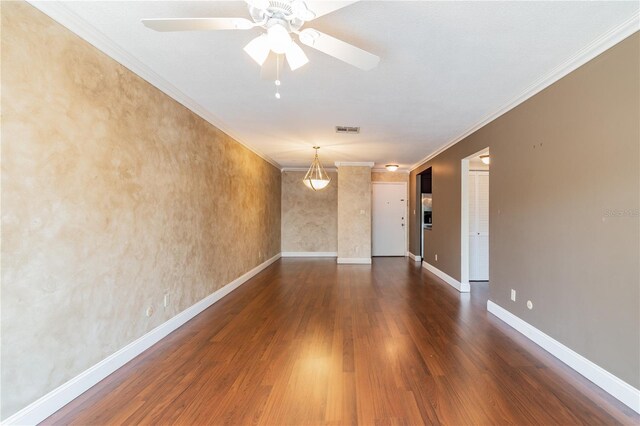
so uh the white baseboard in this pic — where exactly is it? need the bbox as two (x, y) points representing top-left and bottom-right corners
(3, 253), (282, 426)
(422, 262), (470, 292)
(281, 252), (337, 257)
(407, 251), (422, 262)
(337, 257), (372, 264)
(487, 300), (640, 414)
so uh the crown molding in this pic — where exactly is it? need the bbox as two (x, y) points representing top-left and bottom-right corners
(335, 162), (375, 168)
(372, 168), (410, 174)
(410, 12), (640, 171)
(282, 167), (408, 173)
(281, 167), (338, 173)
(27, 0), (281, 170)
(282, 167), (407, 173)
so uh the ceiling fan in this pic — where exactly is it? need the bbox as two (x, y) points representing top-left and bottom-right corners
(141, 0), (380, 74)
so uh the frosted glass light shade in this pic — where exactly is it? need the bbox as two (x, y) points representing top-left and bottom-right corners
(244, 34), (270, 65)
(286, 41), (309, 71)
(303, 179), (329, 190)
(303, 147), (331, 191)
(267, 24), (292, 54)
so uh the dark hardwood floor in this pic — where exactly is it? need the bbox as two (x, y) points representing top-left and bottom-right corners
(44, 258), (639, 425)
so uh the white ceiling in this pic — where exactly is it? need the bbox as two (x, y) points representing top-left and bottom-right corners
(35, 1), (639, 170)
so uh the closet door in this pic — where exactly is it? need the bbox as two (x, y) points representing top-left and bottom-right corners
(469, 171), (489, 281)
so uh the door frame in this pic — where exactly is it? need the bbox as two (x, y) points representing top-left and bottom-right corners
(372, 181), (408, 256)
(461, 148), (489, 289)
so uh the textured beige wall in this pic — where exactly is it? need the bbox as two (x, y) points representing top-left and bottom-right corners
(281, 171), (337, 253)
(409, 34), (639, 387)
(337, 166), (372, 260)
(1, 2), (281, 418)
(372, 171), (409, 183)
(281, 171), (407, 255)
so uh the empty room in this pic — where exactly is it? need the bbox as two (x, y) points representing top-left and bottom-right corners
(1, 0), (639, 424)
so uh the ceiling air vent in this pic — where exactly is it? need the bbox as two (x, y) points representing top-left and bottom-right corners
(335, 126), (360, 134)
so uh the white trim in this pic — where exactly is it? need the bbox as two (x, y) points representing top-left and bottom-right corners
(26, 1), (280, 170)
(334, 162), (375, 168)
(2, 253), (282, 426)
(461, 157), (470, 288)
(422, 262), (470, 293)
(410, 14), (640, 171)
(407, 251), (422, 262)
(281, 251), (337, 257)
(281, 167), (338, 173)
(487, 300), (640, 414)
(461, 148), (490, 289)
(336, 257), (372, 264)
(372, 169), (410, 174)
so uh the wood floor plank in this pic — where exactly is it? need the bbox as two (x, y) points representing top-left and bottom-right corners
(42, 258), (639, 425)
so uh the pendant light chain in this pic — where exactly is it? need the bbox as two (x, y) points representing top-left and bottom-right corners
(275, 54), (281, 99)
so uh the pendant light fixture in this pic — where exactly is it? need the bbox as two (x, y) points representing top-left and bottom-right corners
(303, 146), (331, 191)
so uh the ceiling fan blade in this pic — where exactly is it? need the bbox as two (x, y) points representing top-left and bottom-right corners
(298, 29), (379, 71)
(303, 1), (359, 20)
(261, 53), (285, 81)
(246, 0), (270, 10)
(141, 18), (255, 32)
(285, 41), (309, 71)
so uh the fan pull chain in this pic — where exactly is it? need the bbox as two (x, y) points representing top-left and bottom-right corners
(275, 54), (281, 99)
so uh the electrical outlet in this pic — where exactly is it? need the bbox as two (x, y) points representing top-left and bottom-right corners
(511, 289), (516, 301)
(435, 254), (438, 261)
(164, 293), (170, 308)
(527, 300), (533, 310)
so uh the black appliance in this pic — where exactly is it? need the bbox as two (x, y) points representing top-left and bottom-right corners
(423, 211), (432, 225)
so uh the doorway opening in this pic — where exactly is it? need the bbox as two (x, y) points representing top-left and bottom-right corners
(461, 149), (490, 289)
(416, 167), (432, 260)
(372, 182), (407, 256)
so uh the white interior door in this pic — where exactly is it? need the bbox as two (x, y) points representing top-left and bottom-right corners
(372, 183), (406, 256)
(469, 171), (489, 280)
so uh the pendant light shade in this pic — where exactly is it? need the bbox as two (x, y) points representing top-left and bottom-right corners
(303, 146), (331, 191)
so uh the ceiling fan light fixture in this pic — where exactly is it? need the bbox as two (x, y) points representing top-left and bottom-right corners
(298, 28), (320, 46)
(285, 41), (309, 70)
(267, 23), (292, 54)
(385, 164), (399, 172)
(480, 154), (490, 165)
(303, 146), (331, 191)
(292, 0), (316, 21)
(244, 34), (270, 65)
